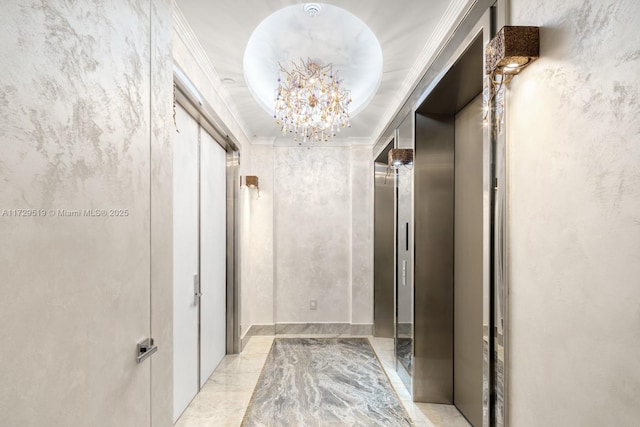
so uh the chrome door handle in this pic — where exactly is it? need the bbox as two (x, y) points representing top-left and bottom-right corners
(194, 273), (201, 305)
(137, 338), (158, 363)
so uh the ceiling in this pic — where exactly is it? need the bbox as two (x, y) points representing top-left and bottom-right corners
(175, 0), (454, 143)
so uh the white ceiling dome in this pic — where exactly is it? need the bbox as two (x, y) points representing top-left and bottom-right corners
(243, 3), (383, 119)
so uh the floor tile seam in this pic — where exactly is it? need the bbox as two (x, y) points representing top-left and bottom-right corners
(366, 337), (417, 427)
(237, 338), (276, 426)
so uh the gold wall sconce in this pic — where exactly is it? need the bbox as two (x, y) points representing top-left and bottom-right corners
(484, 26), (540, 133)
(486, 26), (539, 82)
(388, 149), (414, 170)
(240, 175), (260, 198)
(241, 175), (259, 189)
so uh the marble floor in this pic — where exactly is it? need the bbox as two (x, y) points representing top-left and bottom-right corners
(243, 337), (411, 426)
(175, 335), (471, 427)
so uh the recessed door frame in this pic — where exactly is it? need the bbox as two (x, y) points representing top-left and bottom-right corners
(174, 77), (240, 356)
(411, 9), (495, 426)
(173, 73), (240, 421)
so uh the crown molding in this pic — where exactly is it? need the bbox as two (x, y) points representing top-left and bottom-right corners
(369, 0), (474, 143)
(348, 137), (374, 146)
(173, 4), (253, 147)
(251, 137), (277, 146)
(273, 139), (352, 148)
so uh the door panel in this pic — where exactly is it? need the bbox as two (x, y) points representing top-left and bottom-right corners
(413, 113), (455, 403)
(374, 155), (395, 338)
(454, 94), (484, 427)
(199, 130), (227, 386)
(173, 104), (200, 421)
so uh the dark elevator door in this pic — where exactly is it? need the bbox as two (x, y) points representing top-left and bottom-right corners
(374, 153), (395, 338)
(453, 94), (484, 427)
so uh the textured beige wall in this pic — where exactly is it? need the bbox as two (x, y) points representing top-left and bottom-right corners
(150, 1), (174, 425)
(274, 145), (353, 323)
(241, 143), (374, 327)
(246, 144), (276, 329)
(0, 1), (173, 425)
(350, 145), (375, 325)
(506, 0), (640, 425)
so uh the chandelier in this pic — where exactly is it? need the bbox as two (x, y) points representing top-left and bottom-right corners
(274, 58), (352, 143)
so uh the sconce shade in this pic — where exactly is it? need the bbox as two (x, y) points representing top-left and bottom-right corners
(486, 26), (539, 74)
(246, 176), (259, 188)
(388, 149), (414, 169)
(241, 175), (259, 189)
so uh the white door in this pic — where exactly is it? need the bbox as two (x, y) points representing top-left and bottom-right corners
(199, 130), (228, 386)
(173, 104), (200, 421)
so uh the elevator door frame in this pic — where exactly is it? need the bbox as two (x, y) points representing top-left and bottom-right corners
(411, 7), (496, 427)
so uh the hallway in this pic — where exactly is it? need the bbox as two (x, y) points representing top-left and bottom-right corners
(1, 1), (639, 426)
(175, 335), (471, 427)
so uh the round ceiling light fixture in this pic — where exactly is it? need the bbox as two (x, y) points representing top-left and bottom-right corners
(243, 4), (383, 125)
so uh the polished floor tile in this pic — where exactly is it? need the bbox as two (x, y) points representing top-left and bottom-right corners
(175, 335), (470, 427)
(242, 338), (412, 426)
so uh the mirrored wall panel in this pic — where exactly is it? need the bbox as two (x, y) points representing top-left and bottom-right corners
(395, 113), (414, 393)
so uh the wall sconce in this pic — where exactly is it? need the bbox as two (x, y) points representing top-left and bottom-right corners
(240, 175), (260, 198)
(484, 26), (540, 134)
(242, 175), (259, 189)
(388, 149), (414, 170)
(486, 26), (539, 81)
